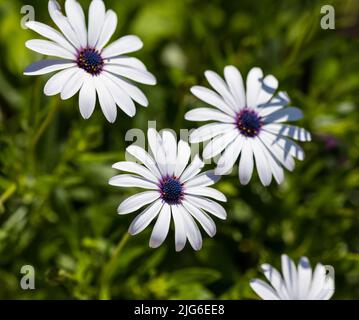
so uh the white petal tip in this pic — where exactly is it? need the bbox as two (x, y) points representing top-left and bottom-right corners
(260, 264), (270, 271)
(224, 65), (236, 71)
(149, 240), (162, 249)
(239, 179), (250, 185)
(175, 245), (185, 252)
(128, 228), (137, 236)
(184, 113), (192, 121)
(261, 181), (271, 187)
(299, 257), (310, 268)
(189, 86), (197, 94)
(106, 117), (117, 124)
(80, 112), (92, 120)
(117, 210), (128, 215)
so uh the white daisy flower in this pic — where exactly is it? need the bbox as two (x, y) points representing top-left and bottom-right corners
(24, 0), (156, 122)
(185, 66), (311, 186)
(250, 254), (335, 300)
(109, 128), (227, 251)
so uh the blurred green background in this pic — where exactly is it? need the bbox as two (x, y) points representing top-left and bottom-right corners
(0, 0), (358, 299)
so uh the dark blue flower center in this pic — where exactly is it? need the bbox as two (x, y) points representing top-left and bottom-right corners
(236, 108), (262, 137)
(160, 177), (184, 205)
(77, 48), (104, 75)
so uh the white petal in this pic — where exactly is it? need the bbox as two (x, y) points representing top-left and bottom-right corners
(180, 205), (202, 251)
(149, 204), (171, 248)
(263, 124), (311, 141)
(104, 65), (156, 85)
(250, 279), (280, 300)
(258, 140), (285, 185)
(161, 130), (177, 176)
(79, 74), (96, 119)
(109, 174), (157, 189)
(308, 263), (327, 300)
(61, 69), (86, 100)
(215, 135), (244, 176)
(262, 131), (304, 161)
(185, 108), (234, 123)
(25, 39), (75, 59)
(318, 277), (334, 300)
(102, 35), (143, 58)
(258, 131), (295, 171)
(105, 56), (147, 71)
(261, 264), (290, 300)
(205, 70), (238, 111)
(171, 205), (187, 252)
(185, 187), (226, 202)
(185, 170), (220, 188)
(126, 145), (162, 179)
(174, 140), (191, 178)
(263, 107), (303, 123)
(256, 91), (288, 115)
(186, 195), (226, 220)
(251, 137), (273, 186)
(246, 67), (263, 108)
(48, 0), (81, 48)
(180, 155), (204, 183)
(44, 67), (78, 96)
(94, 75), (117, 123)
(258, 105), (284, 118)
(24, 60), (75, 76)
(129, 199), (163, 235)
(147, 128), (167, 176)
(182, 200), (216, 237)
(65, 0), (87, 48)
(88, 0), (106, 48)
(297, 257), (312, 299)
(273, 91), (290, 106)
(96, 10), (117, 50)
(112, 161), (158, 182)
(117, 191), (160, 215)
(238, 139), (254, 185)
(224, 65), (246, 111)
(202, 129), (238, 159)
(256, 74), (278, 107)
(103, 71), (148, 107)
(281, 254), (298, 299)
(25, 21), (75, 54)
(189, 123), (235, 143)
(190, 85), (235, 116)
(101, 73), (136, 117)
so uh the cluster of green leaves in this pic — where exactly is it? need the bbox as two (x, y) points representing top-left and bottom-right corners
(0, 0), (358, 299)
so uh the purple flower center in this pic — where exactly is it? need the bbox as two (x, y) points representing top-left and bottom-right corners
(160, 176), (184, 205)
(236, 108), (263, 137)
(77, 48), (104, 75)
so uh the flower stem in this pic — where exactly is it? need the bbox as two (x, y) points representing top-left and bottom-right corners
(0, 183), (17, 211)
(99, 232), (130, 300)
(31, 98), (60, 148)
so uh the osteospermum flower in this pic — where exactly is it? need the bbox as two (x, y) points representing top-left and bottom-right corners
(185, 66), (311, 186)
(250, 254), (335, 300)
(109, 129), (227, 251)
(24, 0), (156, 122)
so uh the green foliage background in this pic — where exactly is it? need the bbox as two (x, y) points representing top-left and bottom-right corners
(0, 0), (358, 299)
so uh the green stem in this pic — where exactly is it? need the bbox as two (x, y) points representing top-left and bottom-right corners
(0, 183), (17, 208)
(99, 232), (130, 300)
(31, 98), (60, 148)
